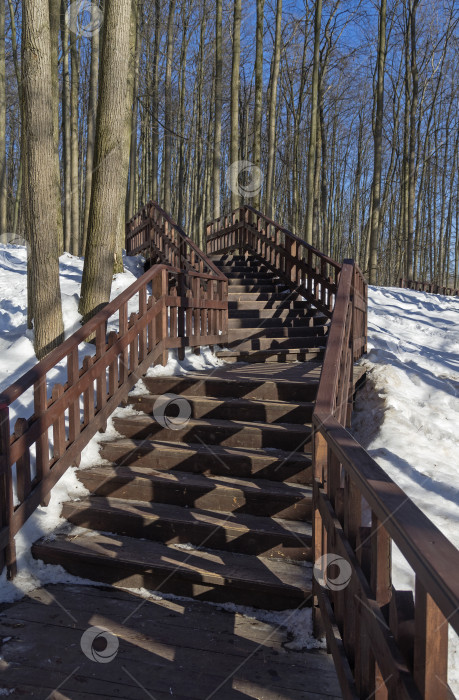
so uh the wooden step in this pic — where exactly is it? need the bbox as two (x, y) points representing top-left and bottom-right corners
(218, 265), (272, 273)
(227, 336), (326, 351)
(225, 284), (289, 293)
(142, 374), (320, 402)
(228, 300), (310, 310)
(100, 439), (312, 484)
(228, 291), (291, 301)
(228, 315), (326, 328)
(127, 393), (315, 423)
(32, 531), (312, 609)
(228, 325), (328, 339)
(61, 498), (312, 560)
(112, 414), (313, 451)
(77, 465), (312, 519)
(224, 270), (276, 278)
(229, 308), (313, 319)
(228, 273), (280, 289)
(216, 348), (325, 364)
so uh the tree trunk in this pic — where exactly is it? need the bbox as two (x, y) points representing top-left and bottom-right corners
(163, 0), (176, 214)
(265, 0), (282, 218)
(70, 27), (80, 254)
(252, 0), (264, 209)
(151, 0), (160, 202)
(0, 0), (6, 242)
(212, 0), (222, 218)
(230, 0), (241, 211)
(7, 0), (21, 237)
(177, 7), (189, 227)
(60, 0), (71, 252)
(406, 0), (419, 280)
(82, 2), (100, 256)
(22, 0), (64, 358)
(78, 0), (132, 321)
(49, 0), (63, 253)
(126, 0), (139, 221)
(368, 0), (386, 285)
(305, 0), (322, 245)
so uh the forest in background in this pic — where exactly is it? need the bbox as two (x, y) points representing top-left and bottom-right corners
(0, 0), (458, 357)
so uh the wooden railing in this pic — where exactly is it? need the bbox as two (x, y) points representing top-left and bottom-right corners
(400, 278), (459, 297)
(127, 201), (226, 283)
(207, 208), (458, 696)
(313, 262), (459, 698)
(206, 205), (342, 317)
(0, 209), (227, 580)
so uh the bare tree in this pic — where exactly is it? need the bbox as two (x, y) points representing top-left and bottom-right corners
(212, 0), (222, 218)
(79, 0), (132, 320)
(22, 0), (64, 358)
(230, 0), (241, 211)
(368, 0), (387, 284)
(305, 0), (322, 245)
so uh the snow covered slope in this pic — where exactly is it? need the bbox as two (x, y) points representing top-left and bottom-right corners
(352, 285), (459, 689)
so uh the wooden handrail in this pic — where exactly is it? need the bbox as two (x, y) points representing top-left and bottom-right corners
(312, 260), (456, 698)
(206, 205), (341, 317)
(127, 201), (227, 282)
(400, 278), (459, 297)
(0, 208), (228, 580)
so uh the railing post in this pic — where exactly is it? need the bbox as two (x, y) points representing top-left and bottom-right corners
(413, 580), (448, 699)
(312, 423), (328, 636)
(34, 377), (50, 507)
(152, 268), (169, 366)
(0, 400), (16, 578)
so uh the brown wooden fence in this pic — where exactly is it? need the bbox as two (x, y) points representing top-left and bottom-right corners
(0, 205), (227, 579)
(206, 205), (459, 699)
(314, 264), (459, 698)
(400, 278), (459, 297)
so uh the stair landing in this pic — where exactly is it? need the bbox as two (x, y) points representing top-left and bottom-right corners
(0, 583), (342, 699)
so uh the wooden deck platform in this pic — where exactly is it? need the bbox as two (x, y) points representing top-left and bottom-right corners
(0, 583), (342, 699)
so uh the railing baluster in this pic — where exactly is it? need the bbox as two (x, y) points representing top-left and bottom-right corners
(96, 323), (107, 411)
(51, 384), (66, 460)
(34, 376), (50, 506)
(413, 581), (448, 699)
(82, 356), (95, 427)
(119, 302), (128, 385)
(0, 402), (16, 577)
(139, 285), (147, 362)
(14, 417), (31, 503)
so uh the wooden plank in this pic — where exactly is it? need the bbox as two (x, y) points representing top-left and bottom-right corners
(32, 532), (313, 609)
(413, 580), (448, 699)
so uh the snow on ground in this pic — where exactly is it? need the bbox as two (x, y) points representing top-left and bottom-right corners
(352, 285), (459, 691)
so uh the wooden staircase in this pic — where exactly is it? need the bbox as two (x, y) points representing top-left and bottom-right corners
(212, 253), (329, 363)
(32, 254), (326, 611)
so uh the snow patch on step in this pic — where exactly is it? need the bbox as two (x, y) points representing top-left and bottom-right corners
(121, 585), (325, 651)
